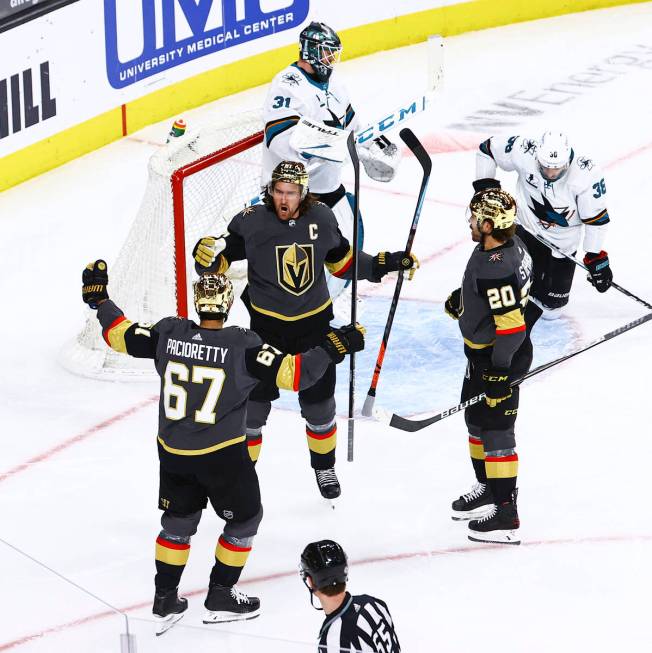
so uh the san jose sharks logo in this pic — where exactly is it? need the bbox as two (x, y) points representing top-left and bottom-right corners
(276, 243), (315, 295)
(578, 156), (594, 170)
(282, 72), (301, 87)
(521, 139), (537, 155)
(528, 194), (574, 228)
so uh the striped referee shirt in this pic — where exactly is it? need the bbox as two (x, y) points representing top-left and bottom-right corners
(318, 592), (401, 652)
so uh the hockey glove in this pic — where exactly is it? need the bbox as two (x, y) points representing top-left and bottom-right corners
(82, 260), (109, 309)
(373, 251), (420, 281)
(584, 250), (612, 293)
(359, 135), (402, 183)
(482, 367), (512, 408)
(321, 324), (366, 363)
(445, 288), (462, 320)
(193, 235), (226, 270)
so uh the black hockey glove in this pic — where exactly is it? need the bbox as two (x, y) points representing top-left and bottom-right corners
(373, 251), (420, 281)
(583, 250), (612, 293)
(321, 324), (366, 363)
(482, 367), (512, 408)
(82, 260), (109, 309)
(472, 178), (501, 194)
(445, 288), (462, 320)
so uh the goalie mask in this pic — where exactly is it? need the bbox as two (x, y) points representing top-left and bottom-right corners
(268, 160), (309, 199)
(299, 22), (342, 82)
(193, 273), (234, 321)
(470, 188), (517, 231)
(537, 131), (572, 182)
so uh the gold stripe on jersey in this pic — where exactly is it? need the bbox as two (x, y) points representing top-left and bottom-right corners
(105, 317), (133, 353)
(494, 308), (526, 333)
(250, 296), (332, 321)
(463, 338), (494, 349)
(157, 434), (245, 455)
(276, 354), (300, 391)
(325, 247), (353, 277)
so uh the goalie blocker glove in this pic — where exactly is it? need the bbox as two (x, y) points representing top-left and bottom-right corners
(321, 324), (366, 363)
(82, 260), (109, 309)
(193, 235), (226, 270)
(358, 135), (402, 183)
(584, 250), (612, 293)
(372, 251), (419, 281)
(482, 367), (512, 408)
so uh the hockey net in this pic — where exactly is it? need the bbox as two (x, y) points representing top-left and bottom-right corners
(60, 112), (264, 380)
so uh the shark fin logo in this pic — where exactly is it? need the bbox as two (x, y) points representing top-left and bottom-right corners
(528, 194), (573, 228)
(276, 243), (314, 295)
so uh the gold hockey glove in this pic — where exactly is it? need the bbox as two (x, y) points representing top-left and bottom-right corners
(193, 235), (226, 270)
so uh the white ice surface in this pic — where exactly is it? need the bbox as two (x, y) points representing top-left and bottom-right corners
(1, 4), (652, 652)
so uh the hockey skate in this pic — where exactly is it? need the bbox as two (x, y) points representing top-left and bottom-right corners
(468, 491), (520, 545)
(203, 584), (260, 623)
(152, 588), (188, 636)
(451, 482), (494, 521)
(315, 468), (341, 500)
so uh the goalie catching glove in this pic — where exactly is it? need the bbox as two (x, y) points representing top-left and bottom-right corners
(82, 260), (109, 309)
(373, 251), (420, 281)
(321, 323), (366, 363)
(193, 235), (227, 271)
(482, 367), (512, 408)
(358, 135), (402, 183)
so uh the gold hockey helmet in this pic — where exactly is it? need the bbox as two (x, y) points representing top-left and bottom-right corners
(193, 273), (234, 321)
(470, 188), (517, 231)
(268, 160), (309, 199)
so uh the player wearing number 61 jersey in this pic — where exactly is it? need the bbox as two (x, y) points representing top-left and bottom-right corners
(81, 262), (364, 631)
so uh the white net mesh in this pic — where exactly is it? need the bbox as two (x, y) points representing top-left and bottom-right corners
(60, 112), (264, 380)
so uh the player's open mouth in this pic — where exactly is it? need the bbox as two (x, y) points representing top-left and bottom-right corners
(280, 205), (289, 216)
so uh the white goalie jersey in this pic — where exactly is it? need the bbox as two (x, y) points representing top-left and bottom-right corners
(262, 63), (358, 194)
(476, 134), (610, 257)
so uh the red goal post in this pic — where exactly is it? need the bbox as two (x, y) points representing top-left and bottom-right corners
(60, 114), (264, 380)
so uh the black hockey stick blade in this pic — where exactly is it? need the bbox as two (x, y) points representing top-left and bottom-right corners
(399, 128), (432, 175)
(389, 310), (652, 432)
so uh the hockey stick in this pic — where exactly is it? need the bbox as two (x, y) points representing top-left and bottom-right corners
(347, 131), (361, 462)
(531, 232), (652, 311)
(384, 309), (652, 432)
(361, 129), (432, 417)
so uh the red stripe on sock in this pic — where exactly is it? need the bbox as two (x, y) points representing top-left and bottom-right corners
(247, 437), (262, 447)
(485, 454), (519, 463)
(468, 436), (483, 445)
(293, 354), (302, 391)
(156, 537), (190, 551)
(306, 426), (336, 440)
(218, 536), (251, 553)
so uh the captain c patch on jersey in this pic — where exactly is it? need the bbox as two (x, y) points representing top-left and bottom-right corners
(276, 243), (315, 295)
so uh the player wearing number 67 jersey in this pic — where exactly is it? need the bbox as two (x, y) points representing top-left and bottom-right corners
(475, 131), (613, 330)
(445, 189), (533, 545)
(81, 262), (364, 631)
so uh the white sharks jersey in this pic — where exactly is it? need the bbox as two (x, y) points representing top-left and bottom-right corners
(262, 62), (358, 194)
(477, 134), (610, 257)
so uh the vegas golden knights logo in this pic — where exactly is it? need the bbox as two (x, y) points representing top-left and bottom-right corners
(276, 243), (315, 296)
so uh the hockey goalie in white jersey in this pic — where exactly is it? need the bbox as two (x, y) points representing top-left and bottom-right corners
(262, 21), (402, 300)
(475, 131), (613, 329)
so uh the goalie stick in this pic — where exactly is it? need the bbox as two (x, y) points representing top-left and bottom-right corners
(385, 310), (652, 432)
(531, 232), (652, 311)
(361, 129), (432, 417)
(347, 131), (361, 462)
